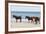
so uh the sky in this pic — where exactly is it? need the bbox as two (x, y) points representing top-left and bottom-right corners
(10, 5), (41, 12)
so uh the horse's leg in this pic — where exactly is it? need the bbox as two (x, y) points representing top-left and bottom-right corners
(35, 20), (37, 24)
(31, 19), (33, 23)
(20, 19), (21, 23)
(32, 19), (33, 23)
(31, 20), (33, 23)
(38, 19), (40, 24)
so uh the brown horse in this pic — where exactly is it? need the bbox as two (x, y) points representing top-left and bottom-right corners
(13, 15), (21, 22)
(31, 16), (40, 24)
(25, 16), (40, 24)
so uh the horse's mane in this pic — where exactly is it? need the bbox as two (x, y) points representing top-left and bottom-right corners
(13, 15), (21, 18)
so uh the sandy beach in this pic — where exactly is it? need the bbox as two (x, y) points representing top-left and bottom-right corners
(10, 18), (40, 28)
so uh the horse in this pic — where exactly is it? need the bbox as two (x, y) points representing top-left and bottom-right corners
(13, 15), (21, 22)
(25, 16), (33, 23)
(35, 17), (40, 24)
(30, 16), (40, 24)
(25, 16), (40, 24)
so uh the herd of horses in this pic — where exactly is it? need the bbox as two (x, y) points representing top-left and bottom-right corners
(13, 15), (40, 24)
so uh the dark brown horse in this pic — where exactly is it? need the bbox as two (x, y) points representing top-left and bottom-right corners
(13, 15), (21, 22)
(25, 16), (33, 23)
(35, 17), (40, 24)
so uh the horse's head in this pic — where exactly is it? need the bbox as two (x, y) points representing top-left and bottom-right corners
(25, 16), (29, 19)
(13, 15), (17, 18)
(36, 17), (40, 21)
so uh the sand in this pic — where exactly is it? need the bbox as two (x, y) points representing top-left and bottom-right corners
(10, 18), (40, 28)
